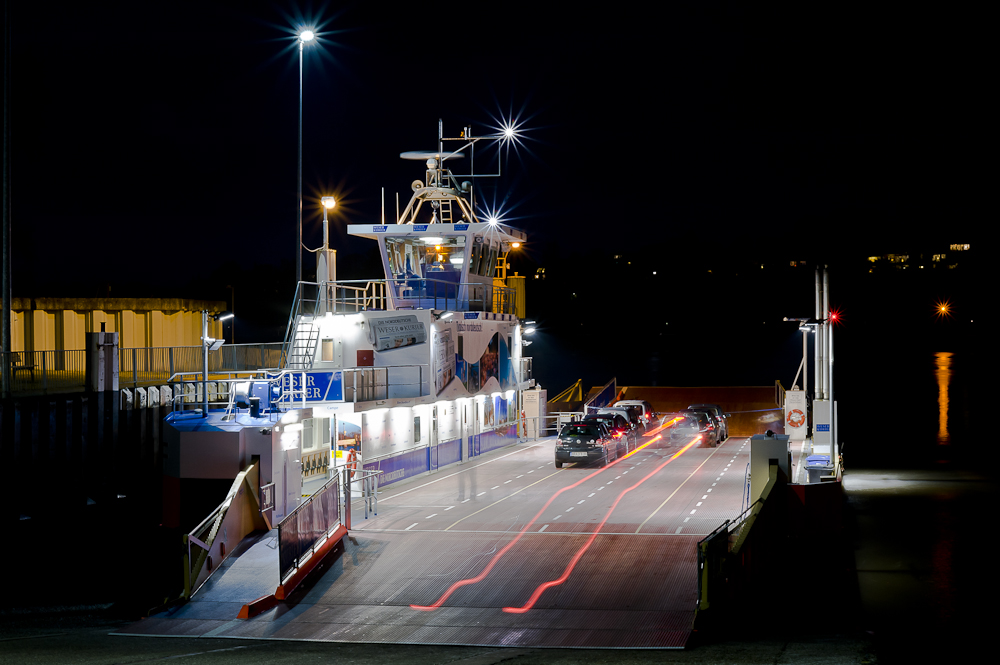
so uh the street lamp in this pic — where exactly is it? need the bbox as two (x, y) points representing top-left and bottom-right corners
(296, 28), (316, 286)
(318, 196), (337, 313)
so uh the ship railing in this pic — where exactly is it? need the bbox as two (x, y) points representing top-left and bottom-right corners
(166, 370), (272, 412)
(269, 364), (429, 406)
(277, 469), (344, 585)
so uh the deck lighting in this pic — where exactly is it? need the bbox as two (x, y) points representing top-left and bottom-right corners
(298, 29), (315, 42)
(523, 327), (535, 335)
(295, 27), (318, 285)
(321, 196), (336, 209)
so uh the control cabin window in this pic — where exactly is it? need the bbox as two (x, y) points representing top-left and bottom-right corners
(386, 236), (466, 280)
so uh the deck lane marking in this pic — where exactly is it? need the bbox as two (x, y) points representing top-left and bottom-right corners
(516, 475), (524, 478)
(690, 510), (697, 514)
(405, 523), (419, 530)
(477, 492), (486, 496)
(696, 502), (703, 507)
(598, 486), (605, 490)
(504, 480), (513, 484)
(707, 488), (713, 492)
(683, 517), (690, 522)
(461, 499), (471, 503)
(373, 439), (550, 503)
(702, 495), (708, 499)
(615, 476), (621, 479)
(554, 515), (562, 520)
(444, 506), (455, 510)
(634, 442), (725, 533)
(443, 470), (563, 531)
(566, 507), (574, 511)
(491, 486), (500, 490)
(538, 525), (549, 533)
(675, 527), (683, 534)
(426, 514), (438, 518)
(588, 493), (595, 497)
(577, 500), (585, 504)
(414, 440), (665, 610)
(503, 436), (700, 614)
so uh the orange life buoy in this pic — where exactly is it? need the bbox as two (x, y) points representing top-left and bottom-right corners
(346, 448), (358, 479)
(787, 409), (805, 428)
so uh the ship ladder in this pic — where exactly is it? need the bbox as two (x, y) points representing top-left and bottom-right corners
(286, 322), (320, 370)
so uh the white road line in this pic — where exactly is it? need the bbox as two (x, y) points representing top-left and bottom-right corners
(444, 506), (455, 510)
(675, 527), (683, 534)
(405, 523), (419, 531)
(462, 499), (471, 503)
(696, 502), (702, 507)
(539, 525), (549, 533)
(712, 483), (717, 486)
(567, 507), (574, 511)
(598, 486), (605, 491)
(615, 476), (621, 479)
(702, 495), (708, 499)
(623, 471), (629, 474)
(554, 514), (563, 520)
(683, 517), (690, 522)
(607, 481), (614, 484)
(588, 493), (595, 497)
(690, 509), (697, 514)
(707, 488), (712, 492)
(426, 513), (437, 518)
(577, 500), (585, 504)
(491, 486), (500, 490)
(716, 477), (721, 481)
(504, 480), (512, 484)
(477, 492), (486, 496)
(516, 475), (524, 478)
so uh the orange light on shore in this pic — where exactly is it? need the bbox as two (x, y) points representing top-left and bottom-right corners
(934, 299), (953, 319)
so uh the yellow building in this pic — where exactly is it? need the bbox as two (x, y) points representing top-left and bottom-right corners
(10, 298), (227, 352)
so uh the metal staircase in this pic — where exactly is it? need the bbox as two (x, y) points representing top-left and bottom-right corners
(285, 320), (319, 370)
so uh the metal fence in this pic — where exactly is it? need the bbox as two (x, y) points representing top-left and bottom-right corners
(278, 473), (341, 583)
(3, 343), (283, 396)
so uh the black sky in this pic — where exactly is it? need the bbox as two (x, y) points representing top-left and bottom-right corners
(8, 1), (983, 368)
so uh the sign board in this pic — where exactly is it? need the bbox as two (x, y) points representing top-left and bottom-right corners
(783, 389), (808, 440)
(282, 371), (344, 402)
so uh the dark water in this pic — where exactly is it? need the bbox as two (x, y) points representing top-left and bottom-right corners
(839, 348), (995, 662)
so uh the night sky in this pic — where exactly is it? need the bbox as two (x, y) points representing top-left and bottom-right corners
(9, 1), (982, 403)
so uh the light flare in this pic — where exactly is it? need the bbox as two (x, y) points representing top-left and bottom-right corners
(410, 434), (665, 611)
(503, 436), (701, 614)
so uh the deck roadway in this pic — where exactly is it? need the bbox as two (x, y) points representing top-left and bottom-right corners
(120, 428), (750, 649)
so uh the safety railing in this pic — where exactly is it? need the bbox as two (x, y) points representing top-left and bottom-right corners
(2, 344), (283, 396)
(2, 349), (87, 394)
(278, 472), (342, 584)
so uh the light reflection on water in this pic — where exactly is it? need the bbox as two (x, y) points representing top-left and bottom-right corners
(935, 352), (952, 445)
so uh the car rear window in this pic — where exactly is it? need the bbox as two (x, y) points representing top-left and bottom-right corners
(561, 425), (599, 438)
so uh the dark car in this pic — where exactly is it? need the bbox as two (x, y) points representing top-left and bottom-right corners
(555, 421), (618, 468)
(687, 403), (730, 441)
(613, 399), (656, 427)
(669, 410), (719, 447)
(595, 405), (644, 435)
(583, 412), (635, 452)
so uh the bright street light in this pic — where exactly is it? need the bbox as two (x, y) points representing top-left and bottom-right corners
(296, 27), (317, 286)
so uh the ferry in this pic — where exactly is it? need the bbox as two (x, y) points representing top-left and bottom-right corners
(163, 121), (537, 535)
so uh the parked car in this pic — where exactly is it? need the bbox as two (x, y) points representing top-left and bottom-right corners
(613, 399), (656, 427)
(670, 409), (719, 447)
(583, 412), (635, 452)
(687, 403), (730, 441)
(595, 405), (644, 435)
(555, 421), (618, 468)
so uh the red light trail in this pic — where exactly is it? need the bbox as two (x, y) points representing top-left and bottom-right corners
(410, 423), (680, 611)
(502, 436), (700, 614)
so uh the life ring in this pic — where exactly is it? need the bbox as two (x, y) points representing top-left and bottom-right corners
(787, 409), (805, 428)
(346, 449), (358, 480)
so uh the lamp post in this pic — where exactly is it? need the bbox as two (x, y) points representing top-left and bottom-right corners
(296, 29), (315, 286)
(319, 196), (336, 313)
(201, 310), (232, 418)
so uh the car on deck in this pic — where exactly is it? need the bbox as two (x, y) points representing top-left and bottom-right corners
(668, 410), (719, 447)
(583, 412), (635, 452)
(555, 421), (618, 468)
(613, 399), (656, 427)
(687, 403), (730, 441)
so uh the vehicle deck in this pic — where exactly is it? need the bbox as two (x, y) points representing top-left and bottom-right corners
(118, 427), (751, 648)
